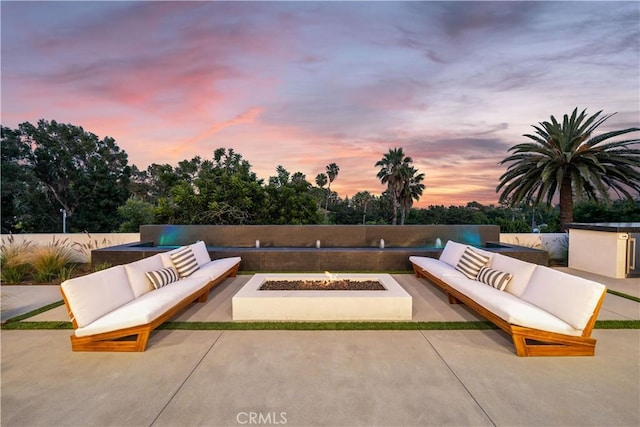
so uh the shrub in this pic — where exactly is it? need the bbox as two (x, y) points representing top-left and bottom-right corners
(92, 261), (112, 272)
(30, 240), (75, 283)
(0, 239), (33, 284)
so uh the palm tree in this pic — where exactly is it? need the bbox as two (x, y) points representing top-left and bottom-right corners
(315, 173), (327, 189)
(375, 148), (412, 225)
(497, 108), (640, 230)
(399, 166), (426, 225)
(324, 163), (339, 212)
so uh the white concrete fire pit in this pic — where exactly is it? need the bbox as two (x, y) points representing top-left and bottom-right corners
(232, 273), (412, 321)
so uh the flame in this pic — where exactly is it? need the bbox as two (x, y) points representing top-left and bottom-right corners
(324, 271), (338, 282)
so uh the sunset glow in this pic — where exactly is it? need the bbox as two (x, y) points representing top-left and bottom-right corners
(2, 1), (638, 207)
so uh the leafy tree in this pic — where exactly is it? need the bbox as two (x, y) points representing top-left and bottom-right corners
(261, 166), (321, 224)
(1, 126), (59, 232)
(118, 197), (155, 232)
(497, 108), (640, 230)
(352, 191), (373, 224)
(4, 120), (131, 232)
(192, 149), (265, 224)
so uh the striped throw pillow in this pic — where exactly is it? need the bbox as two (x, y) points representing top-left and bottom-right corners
(477, 266), (513, 291)
(145, 266), (179, 289)
(455, 247), (490, 279)
(170, 247), (199, 278)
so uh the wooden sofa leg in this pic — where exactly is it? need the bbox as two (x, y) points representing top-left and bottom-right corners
(447, 293), (462, 304)
(512, 333), (529, 357)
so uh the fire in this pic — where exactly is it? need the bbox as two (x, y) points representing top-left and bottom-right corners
(323, 271), (338, 284)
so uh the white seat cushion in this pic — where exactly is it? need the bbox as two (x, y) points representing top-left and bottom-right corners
(74, 277), (209, 337)
(409, 256), (466, 281)
(520, 267), (606, 330)
(189, 257), (241, 281)
(124, 254), (165, 298)
(446, 277), (580, 336)
(62, 266), (134, 328)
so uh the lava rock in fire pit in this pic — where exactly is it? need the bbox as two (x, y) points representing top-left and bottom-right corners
(259, 279), (385, 291)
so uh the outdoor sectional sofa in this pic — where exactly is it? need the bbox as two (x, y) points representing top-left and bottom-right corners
(410, 240), (607, 357)
(60, 241), (240, 352)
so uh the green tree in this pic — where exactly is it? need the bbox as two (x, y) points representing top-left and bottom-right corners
(261, 166), (321, 224)
(1, 126), (59, 232)
(497, 108), (640, 230)
(11, 120), (131, 232)
(352, 191), (373, 224)
(324, 163), (340, 219)
(118, 197), (155, 232)
(399, 166), (425, 225)
(375, 148), (413, 225)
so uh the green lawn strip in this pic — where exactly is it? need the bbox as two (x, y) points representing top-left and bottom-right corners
(2, 321), (73, 330)
(594, 320), (640, 329)
(5, 319), (638, 331)
(157, 321), (497, 331)
(606, 289), (640, 303)
(2, 300), (65, 324)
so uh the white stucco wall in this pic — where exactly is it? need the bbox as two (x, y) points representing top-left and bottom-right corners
(0, 233), (140, 263)
(500, 233), (568, 261)
(568, 229), (627, 278)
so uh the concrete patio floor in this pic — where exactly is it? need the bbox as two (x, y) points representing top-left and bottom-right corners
(1, 270), (639, 426)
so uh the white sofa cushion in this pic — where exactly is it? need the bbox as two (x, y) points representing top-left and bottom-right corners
(188, 241), (212, 267)
(160, 247), (179, 267)
(446, 276), (580, 336)
(455, 247), (490, 279)
(520, 266), (606, 330)
(74, 277), (209, 337)
(171, 247), (200, 277)
(189, 257), (242, 281)
(490, 252), (537, 297)
(409, 256), (467, 281)
(123, 254), (165, 298)
(439, 241), (468, 267)
(62, 266), (134, 328)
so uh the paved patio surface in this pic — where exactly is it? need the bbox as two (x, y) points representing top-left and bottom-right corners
(1, 269), (639, 426)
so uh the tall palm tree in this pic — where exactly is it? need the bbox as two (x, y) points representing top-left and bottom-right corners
(324, 163), (339, 212)
(497, 108), (640, 230)
(315, 173), (327, 189)
(375, 148), (413, 225)
(399, 166), (426, 225)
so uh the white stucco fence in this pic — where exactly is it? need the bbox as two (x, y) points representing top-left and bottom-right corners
(499, 233), (568, 262)
(0, 233), (140, 263)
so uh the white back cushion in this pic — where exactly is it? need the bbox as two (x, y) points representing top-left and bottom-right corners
(160, 246), (183, 268)
(439, 241), (468, 267)
(520, 266), (606, 330)
(124, 254), (165, 298)
(490, 253), (537, 297)
(61, 265), (134, 328)
(189, 241), (212, 267)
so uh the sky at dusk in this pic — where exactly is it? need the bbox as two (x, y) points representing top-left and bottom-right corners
(2, 1), (639, 207)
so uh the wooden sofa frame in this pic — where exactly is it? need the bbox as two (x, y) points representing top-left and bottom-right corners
(412, 263), (606, 357)
(60, 262), (240, 352)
